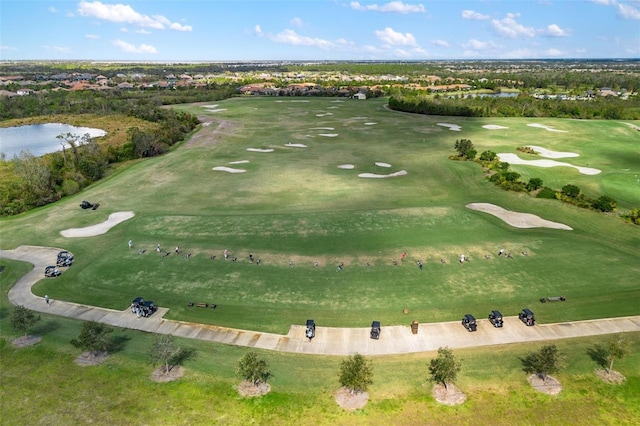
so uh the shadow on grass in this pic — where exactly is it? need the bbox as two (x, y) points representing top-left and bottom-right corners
(586, 344), (608, 369)
(109, 334), (132, 354)
(32, 319), (61, 335)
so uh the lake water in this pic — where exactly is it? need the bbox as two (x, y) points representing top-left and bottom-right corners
(0, 123), (107, 159)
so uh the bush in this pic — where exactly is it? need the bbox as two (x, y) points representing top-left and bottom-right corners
(536, 187), (557, 199)
(592, 195), (617, 212)
(339, 353), (373, 394)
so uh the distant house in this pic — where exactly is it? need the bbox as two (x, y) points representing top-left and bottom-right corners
(598, 88), (618, 97)
(16, 88), (33, 96)
(352, 92), (366, 100)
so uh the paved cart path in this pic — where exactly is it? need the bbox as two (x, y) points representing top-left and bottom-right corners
(3, 245), (639, 356)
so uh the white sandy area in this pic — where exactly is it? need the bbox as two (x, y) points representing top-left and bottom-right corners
(331, 100), (344, 103)
(482, 124), (509, 130)
(291, 100), (310, 103)
(624, 123), (640, 131)
(310, 127), (335, 130)
(497, 153), (601, 175)
(285, 143), (307, 148)
(364, 122), (377, 126)
(202, 122), (212, 127)
(319, 133), (339, 137)
(526, 146), (579, 159)
(338, 164), (355, 169)
(206, 109), (227, 113)
(359, 170), (408, 178)
(527, 123), (568, 133)
(327, 106), (339, 109)
(316, 113), (333, 117)
(437, 123), (462, 131)
(229, 160), (250, 164)
(466, 203), (572, 230)
(202, 104), (218, 108)
(213, 166), (246, 173)
(375, 162), (392, 168)
(60, 211), (135, 238)
(247, 148), (274, 153)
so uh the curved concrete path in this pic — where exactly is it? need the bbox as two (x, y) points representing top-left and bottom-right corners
(2, 245), (639, 356)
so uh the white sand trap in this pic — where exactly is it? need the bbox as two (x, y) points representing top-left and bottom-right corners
(291, 100), (310, 103)
(316, 113), (334, 117)
(213, 166), (246, 173)
(338, 164), (355, 169)
(526, 146), (579, 159)
(202, 122), (212, 127)
(375, 162), (392, 168)
(60, 211), (135, 238)
(364, 122), (377, 126)
(331, 100), (344, 103)
(359, 170), (408, 178)
(482, 124), (509, 130)
(527, 123), (568, 133)
(202, 104), (218, 108)
(246, 148), (274, 153)
(206, 109), (227, 113)
(466, 203), (572, 230)
(437, 123), (462, 131)
(310, 127), (335, 130)
(497, 153), (601, 175)
(319, 133), (339, 137)
(327, 106), (339, 109)
(285, 143), (307, 148)
(229, 160), (249, 164)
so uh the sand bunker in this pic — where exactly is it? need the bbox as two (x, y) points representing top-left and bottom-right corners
(526, 146), (579, 159)
(437, 123), (461, 131)
(285, 143), (307, 148)
(316, 113), (333, 117)
(466, 203), (572, 230)
(229, 160), (250, 164)
(206, 109), (227, 113)
(359, 170), (407, 178)
(497, 153), (600, 175)
(61, 211), (135, 238)
(527, 123), (567, 133)
(202, 104), (218, 108)
(482, 124), (509, 130)
(375, 162), (392, 168)
(310, 127), (335, 130)
(319, 134), (339, 137)
(213, 166), (246, 173)
(246, 148), (274, 153)
(337, 164), (355, 169)
(364, 122), (377, 126)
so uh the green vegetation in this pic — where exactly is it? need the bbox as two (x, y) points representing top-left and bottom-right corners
(70, 321), (113, 354)
(521, 344), (565, 382)
(428, 347), (461, 389)
(236, 350), (272, 386)
(339, 353), (374, 394)
(10, 305), (40, 336)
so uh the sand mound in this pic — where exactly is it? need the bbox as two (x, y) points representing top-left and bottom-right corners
(526, 146), (579, 159)
(246, 148), (274, 153)
(61, 211), (135, 238)
(338, 164), (355, 169)
(432, 383), (467, 405)
(437, 123), (461, 131)
(466, 203), (572, 230)
(527, 123), (568, 133)
(229, 160), (250, 164)
(319, 133), (339, 137)
(213, 166), (246, 173)
(497, 153), (600, 175)
(527, 374), (562, 395)
(375, 162), (392, 168)
(285, 143), (307, 148)
(359, 170), (407, 178)
(335, 387), (369, 410)
(482, 124), (509, 130)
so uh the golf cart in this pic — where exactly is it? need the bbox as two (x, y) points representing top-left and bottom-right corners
(305, 319), (315, 340)
(80, 200), (99, 210)
(461, 314), (477, 332)
(488, 310), (504, 327)
(44, 265), (61, 277)
(518, 308), (535, 326)
(131, 297), (144, 313)
(56, 251), (74, 267)
(141, 300), (157, 317)
(370, 321), (381, 339)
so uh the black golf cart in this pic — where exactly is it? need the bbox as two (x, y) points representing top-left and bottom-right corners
(305, 319), (315, 340)
(461, 314), (477, 332)
(488, 310), (504, 327)
(518, 308), (535, 326)
(370, 321), (381, 339)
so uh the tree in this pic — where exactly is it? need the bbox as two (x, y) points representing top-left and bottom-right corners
(149, 335), (197, 374)
(70, 321), (113, 355)
(454, 138), (475, 158)
(236, 351), (272, 386)
(526, 177), (543, 192)
(479, 150), (497, 161)
(606, 336), (628, 373)
(338, 353), (374, 394)
(561, 184), (581, 198)
(10, 305), (41, 336)
(521, 344), (564, 382)
(592, 195), (617, 212)
(428, 347), (461, 390)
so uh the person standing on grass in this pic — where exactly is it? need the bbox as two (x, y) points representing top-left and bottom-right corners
(128, 240), (133, 249)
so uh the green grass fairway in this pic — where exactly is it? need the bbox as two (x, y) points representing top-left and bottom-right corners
(1, 97), (639, 333)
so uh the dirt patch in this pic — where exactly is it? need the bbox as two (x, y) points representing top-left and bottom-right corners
(527, 374), (562, 395)
(237, 380), (271, 397)
(432, 383), (467, 405)
(74, 351), (109, 366)
(334, 387), (369, 410)
(184, 114), (239, 149)
(150, 365), (185, 383)
(595, 368), (626, 384)
(11, 335), (41, 348)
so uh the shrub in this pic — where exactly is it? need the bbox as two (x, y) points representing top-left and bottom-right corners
(536, 187), (557, 199)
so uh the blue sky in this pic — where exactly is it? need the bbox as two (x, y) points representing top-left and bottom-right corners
(1, 1), (639, 61)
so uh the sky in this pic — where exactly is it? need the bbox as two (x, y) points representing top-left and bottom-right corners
(1, 0), (639, 61)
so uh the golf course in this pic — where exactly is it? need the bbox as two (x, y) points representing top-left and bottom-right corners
(2, 96), (639, 424)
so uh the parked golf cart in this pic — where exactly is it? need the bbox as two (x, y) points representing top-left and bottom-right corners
(305, 319), (316, 340)
(80, 200), (100, 210)
(44, 265), (61, 277)
(370, 321), (381, 339)
(461, 314), (477, 332)
(56, 251), (74, 267)
(518, 308), (535, 326)
(141, 301), (157, 317)
(488, 310), (504, 328)
(131, 297), (144, 313)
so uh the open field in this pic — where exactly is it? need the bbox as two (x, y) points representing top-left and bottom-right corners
(1, 97), (639, 334)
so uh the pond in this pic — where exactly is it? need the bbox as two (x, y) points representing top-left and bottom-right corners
(0, 123), (107, 159)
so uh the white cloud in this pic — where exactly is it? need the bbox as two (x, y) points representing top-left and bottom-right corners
(113, 39), (157, 54)
(492, 13), (536, 38)
(462, 39), (496, 50)
(544, 48), (563, 56)
(44, 45), (72, 53)
(374, 27), (417, 46)
(77, 1), (192, 31)
(431, 39), (450, 47)
(350, 1), (426, 13)
(461, 10), (489, 20)
(254, 25), (263, 36)
(290, 17), (303, 27)
(269, 29), (336, 49)
(48, 6), (57, 13)
(0, 45), (18, 51)
(85, 34), (100, 39)
(618, 2), (640, 19)
(544, 24), (571, 36)
(136, 29), (151, 34)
